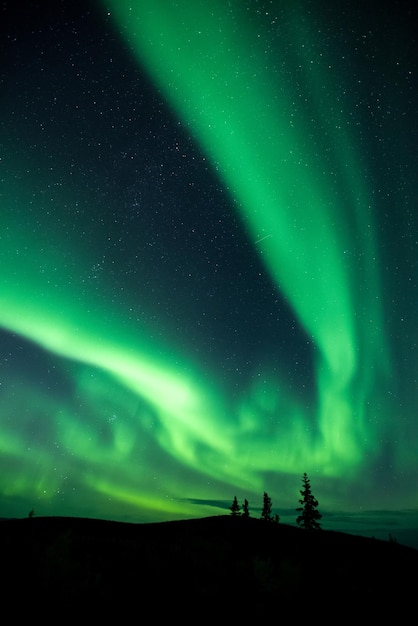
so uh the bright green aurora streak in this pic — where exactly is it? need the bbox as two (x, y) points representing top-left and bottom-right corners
(104, 1), (389, 467)
(0, 0), (395, 522)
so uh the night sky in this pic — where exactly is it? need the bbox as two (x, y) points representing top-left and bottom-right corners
(1, 0), (417, 546)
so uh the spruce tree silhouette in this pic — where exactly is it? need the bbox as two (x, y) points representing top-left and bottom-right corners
(229, 495), (241, 516)
(242, 498), (250, 518)
(261, 492), (273, 522)
(296, 473), (322, 529)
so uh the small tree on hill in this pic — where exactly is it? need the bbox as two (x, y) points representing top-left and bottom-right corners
(242, 498), (250, 518)
(261, 491), (273, 522)
(296, 472), (322, 530)
(230, 495), (241, 516)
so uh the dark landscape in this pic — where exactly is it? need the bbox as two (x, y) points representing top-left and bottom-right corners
(2, 2), (418, 595)
(2, 514), (417, 618)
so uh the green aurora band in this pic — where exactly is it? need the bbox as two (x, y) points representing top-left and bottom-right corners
(0, 0), (396, 520)
(103, 1), (389, 465)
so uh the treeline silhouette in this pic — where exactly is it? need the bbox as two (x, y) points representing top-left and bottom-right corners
(2, 472), (417, 618)
(230, 472), (321, 530)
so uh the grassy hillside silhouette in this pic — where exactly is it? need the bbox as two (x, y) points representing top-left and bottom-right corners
(2, 515), (417, 617)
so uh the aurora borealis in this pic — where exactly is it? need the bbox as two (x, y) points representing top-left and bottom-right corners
(1, 0), (417, 545)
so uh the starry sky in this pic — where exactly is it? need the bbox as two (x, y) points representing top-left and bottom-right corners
(1, 0), (417, 545)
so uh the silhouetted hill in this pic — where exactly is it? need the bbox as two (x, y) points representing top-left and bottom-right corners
(1, 515), (416, 618)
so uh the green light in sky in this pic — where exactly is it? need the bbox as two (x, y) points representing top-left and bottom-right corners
(104, 0), (390, 471)
(0, 0), (394, 520)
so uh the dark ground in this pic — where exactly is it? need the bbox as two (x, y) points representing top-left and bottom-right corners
(2, 515), (417, 619)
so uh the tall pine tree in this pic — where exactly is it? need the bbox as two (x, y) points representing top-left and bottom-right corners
(261, 491), (273, 522)
(242, 498), (250, 518)
(296, 473), (322, 530)
(229, 495), (241, 516)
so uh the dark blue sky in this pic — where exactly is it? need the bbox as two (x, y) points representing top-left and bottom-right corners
(0, 0), (417, 548)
